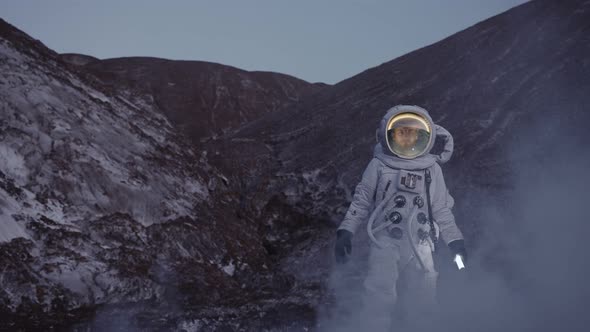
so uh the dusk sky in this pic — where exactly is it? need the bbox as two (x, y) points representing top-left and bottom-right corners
(0, 1), (528, 84)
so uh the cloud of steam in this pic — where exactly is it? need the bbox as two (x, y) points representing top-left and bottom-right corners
(319, 112), (590, 332)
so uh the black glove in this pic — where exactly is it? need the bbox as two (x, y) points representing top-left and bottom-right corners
(448, 239), (468, 263)
(334, 229), (353, 264)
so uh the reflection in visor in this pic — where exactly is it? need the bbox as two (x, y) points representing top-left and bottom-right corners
(385, 113), (432, 158)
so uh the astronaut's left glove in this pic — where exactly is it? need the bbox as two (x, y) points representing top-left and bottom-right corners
(448, 239), (468, 263)
(334, 229), (353, 264)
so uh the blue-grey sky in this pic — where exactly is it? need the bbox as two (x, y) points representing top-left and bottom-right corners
(1, 1), (528, 84)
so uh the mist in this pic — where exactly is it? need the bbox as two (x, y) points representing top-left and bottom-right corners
(318, 110), (590, 331)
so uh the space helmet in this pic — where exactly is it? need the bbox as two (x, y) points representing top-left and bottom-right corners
(378, 105), (436, 159)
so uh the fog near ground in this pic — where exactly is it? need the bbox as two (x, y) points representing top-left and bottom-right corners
(319, 112), (590, 332)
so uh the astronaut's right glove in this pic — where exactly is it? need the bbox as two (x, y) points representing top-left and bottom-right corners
(334, 229), (353, 264)
(448, 239), (468, 263)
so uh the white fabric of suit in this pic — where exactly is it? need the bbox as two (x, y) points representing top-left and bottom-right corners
(337, 105), (463, 331)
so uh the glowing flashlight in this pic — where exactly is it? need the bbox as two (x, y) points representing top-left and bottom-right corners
(454, 254), (465, 270)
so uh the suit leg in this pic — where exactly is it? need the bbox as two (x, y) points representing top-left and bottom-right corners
(360, 242), (401, 332)
(403, 242), (439, 330)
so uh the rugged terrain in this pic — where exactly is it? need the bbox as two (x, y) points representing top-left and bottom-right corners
(0, 18), (319, 331)
(63, 54), (327, 142)
(1, 0), (590, 330)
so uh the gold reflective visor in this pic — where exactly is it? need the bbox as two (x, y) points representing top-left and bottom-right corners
(386, 113), (431, 132)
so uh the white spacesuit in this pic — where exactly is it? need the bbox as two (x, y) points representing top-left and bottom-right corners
(334, 105), (467, 331)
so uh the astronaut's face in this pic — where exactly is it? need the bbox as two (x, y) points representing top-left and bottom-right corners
(393, 127), (419, 149)
(385, 112), (432, 158)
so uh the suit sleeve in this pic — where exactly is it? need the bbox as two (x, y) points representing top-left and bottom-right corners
(337, 158), (380, 235)
(431, 163), (464, 244)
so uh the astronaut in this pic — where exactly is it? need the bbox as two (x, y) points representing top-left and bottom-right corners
(334, 105), (467, 330)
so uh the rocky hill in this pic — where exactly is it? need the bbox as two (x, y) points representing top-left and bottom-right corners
(211, 0), (590, 329)
(0, 18), (315, 331)
(1, 0), (590, 330)
(230, 0), (590, 237)
(70, 56), (327, 142)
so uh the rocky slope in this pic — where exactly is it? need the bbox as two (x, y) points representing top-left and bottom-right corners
(230, 0), (590, 238)
(2, 0), (590, 330)
(0, 18), (317, 331)
(68, 55), (327, 143)
(73, 1), (586, 329)
(59, 53), (99, 66)
(212, 0), (590, 329)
